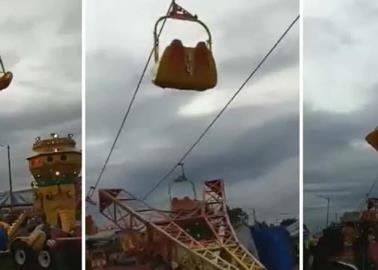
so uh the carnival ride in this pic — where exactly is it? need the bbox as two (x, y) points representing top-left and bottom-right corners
(363, 127), (378, 269)
(0, 56), (13, 91)
(86, 1), (298, 269)
(311, 127), (378, 270)
(94, 179), (265, 270)
(0, 134), (81, 269)
(329, 127), (378, 269)
(360, 127), (378, 222)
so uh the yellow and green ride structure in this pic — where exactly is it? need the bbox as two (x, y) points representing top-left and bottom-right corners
(0, 133), (82, 270)
(27, 133), (81, 233)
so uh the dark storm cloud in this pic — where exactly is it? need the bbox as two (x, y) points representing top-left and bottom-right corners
(0, 0), (81, 190)
(304, 0), (378, 231)
(304, 92), (378, 231)
(304, 17), (355, 53)
(86, 0), (299, 224)
(88, 103), (298, 192)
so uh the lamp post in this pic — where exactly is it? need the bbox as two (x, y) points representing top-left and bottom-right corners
(317, 195), (330, 227)
(0, 144), (13, 209)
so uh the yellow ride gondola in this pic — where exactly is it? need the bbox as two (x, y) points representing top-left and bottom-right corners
(366, 127), (378, 152)
(153, 3), (217, 91)
(0, 56), (13, 91)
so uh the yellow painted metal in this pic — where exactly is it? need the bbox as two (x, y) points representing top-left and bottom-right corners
(27, 134), (81, 231)
(26, 225), (47, 251)
(0, 221), (10, 231)
(58, 209), (76, 233)
(99, 189), (238, 270)
(222, 241), (265, 270)
(28, 135), (81, 181)
(0, 71), (13, 91)
(99, 179), (266, 270)
(7, 211), (28, 240)
(366, 128), (378, 152)
(153, 40), (217, 91)
(203, 180), (265, 270)
(38, 184), (76, 228)
(152, 9), (217, 91)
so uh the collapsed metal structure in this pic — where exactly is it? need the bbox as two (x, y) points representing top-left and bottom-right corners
(99, 179), (265, 270)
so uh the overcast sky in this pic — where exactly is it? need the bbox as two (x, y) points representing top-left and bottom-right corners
(86, 0), (299, 223)
(0, 0), (81, 191)
(304, 0), (378, 231)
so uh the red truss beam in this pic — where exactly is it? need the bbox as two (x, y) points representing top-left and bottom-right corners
(202, 180), (265, 270)
(98, 189), (239, 270)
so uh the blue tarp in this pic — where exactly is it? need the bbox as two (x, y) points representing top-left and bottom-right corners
(0, 228), (7, 251)
(252, 227), (293, 270)
(0, 189), (33, 206)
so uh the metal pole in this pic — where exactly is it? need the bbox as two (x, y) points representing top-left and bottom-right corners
(317, 195), (330, 228)
(326, 197), (330, 227)
(6, 145), (13, 210)
(0, 56), (5, 73)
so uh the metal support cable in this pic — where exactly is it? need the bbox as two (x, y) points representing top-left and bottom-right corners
(366, 174), (378, 198)
(357, 173), (378, 212)
(87, 1), (175, 200)
(0, 56), (6, 73)
(143, 14), (300, 200)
